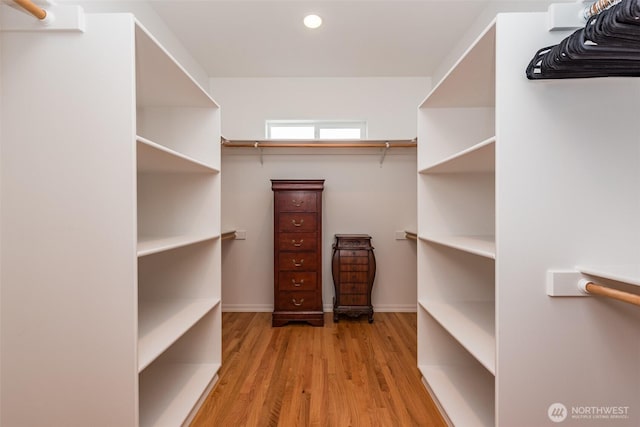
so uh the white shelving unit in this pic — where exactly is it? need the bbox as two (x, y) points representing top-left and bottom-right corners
(418, 12), (640, 427)
(1, 13), (221, 426)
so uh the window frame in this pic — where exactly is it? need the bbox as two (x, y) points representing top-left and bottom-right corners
(265, 120), (367, 140)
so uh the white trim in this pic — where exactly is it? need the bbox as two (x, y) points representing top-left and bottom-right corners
(222, 304), (273, 312)
(223, 304), (418, 313)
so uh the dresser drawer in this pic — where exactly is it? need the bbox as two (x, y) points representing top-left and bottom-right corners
(279, 213), (317, 232)
(278, 233), (317, 251)
(340, 282), (368, 294)
(340, 271), (368, 283)
(340, 250), (369, 258)
(340, 263), (368, 272)
(276, 192), (317, 212)
(276, 291), (319, 311)
(279, 252), (318, 271)
(339, 294), (368, 306)
(279, 272), (317, 291)
(340, 255), (369, 264)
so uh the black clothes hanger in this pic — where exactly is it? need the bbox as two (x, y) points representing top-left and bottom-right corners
(526, 0), (640, 79)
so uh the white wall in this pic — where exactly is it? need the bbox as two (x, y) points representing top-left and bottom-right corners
(211, 77), (429, 312)
(211, 77), (427, 139)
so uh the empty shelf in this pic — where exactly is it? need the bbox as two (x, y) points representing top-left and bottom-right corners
(419, 300), (495, 374)
(139, 362), (220, 427)
(138, 298), (220, 371)
(137, 137), (219, 174)
(420, 137), (495, 174)
(137, 234), (219, 257)
(420, 235), (496, 259)
(419, 364), (495, 427)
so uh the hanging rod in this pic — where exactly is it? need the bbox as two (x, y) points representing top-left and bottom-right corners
(221, 137), (417, 149)
(579, 280), (640, 307)
(583, 0), (621, 19)
(221, 230), (237, 241)
(405, 231), (417, 241)
(13, 0), (47, 20)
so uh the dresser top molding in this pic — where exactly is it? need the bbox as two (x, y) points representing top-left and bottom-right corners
(271, 179), (325, 191)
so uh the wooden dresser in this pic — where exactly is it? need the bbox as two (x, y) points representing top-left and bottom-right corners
(331, 234), (376, 323)
(271, 179), (325, 327)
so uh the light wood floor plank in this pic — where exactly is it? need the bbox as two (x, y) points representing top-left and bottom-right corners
(191, 312), (446, 426)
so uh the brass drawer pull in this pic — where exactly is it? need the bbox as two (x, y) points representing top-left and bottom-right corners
(291, 239), (304, 247)
(291, 199), (304, 207)
(292, 298), (304, 307)
(292, 259), (304, 267)
(291, 219), (304, 227)
(292, 279), (305, 287)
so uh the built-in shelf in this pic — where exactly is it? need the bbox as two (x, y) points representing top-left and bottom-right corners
(419, 235), (496, 259)
(420, 137), (495, 174)
(138, 298), (220, 372)
(137, 234), (219, 257)
(137, 136), (219, 174)
(139, 362), (220, 427)
(419, 300), (495, 374)
(135, 23), (217, 108)
(576, 264), (640, 287)
(419, 22), (496, 108)
(419, 364), (495, 427)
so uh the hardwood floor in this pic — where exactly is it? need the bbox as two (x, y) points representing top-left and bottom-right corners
(191, 312), (446, 427)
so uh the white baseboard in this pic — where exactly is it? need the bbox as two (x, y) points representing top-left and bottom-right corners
(370, 304), (417, 313)
(223, 303), (417, 313)
(222, 304), (273, 312)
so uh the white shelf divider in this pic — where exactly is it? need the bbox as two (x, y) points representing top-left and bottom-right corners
(138, 298), (221, 372)
(137, 234), (219, 258)
(576, 264), (640, 287)
(420, 137), (495, 174)
(419, 364), (495, 427)
(419, 300), (495, 375)
(419, 235), (496, 259)
(137, 136), (219, 174)
(139, 362), (220, 427)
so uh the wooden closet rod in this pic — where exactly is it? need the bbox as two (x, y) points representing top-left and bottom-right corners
(580, 280), (640, 307)
(14, 0), (47, 20)
(221, 230), (237, 241)
(221, 137), (417, 149)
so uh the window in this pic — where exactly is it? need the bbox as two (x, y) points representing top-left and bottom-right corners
(266, 120), (367, 140)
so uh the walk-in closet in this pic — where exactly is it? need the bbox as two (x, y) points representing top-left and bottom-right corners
(1, 1), (639, 426)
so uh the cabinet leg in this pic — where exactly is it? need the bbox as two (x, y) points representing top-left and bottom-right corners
(368, 313), (374, 323)
(333, 313), (339, 323)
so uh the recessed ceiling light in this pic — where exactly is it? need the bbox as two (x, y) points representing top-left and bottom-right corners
(304, 14), (322, 29)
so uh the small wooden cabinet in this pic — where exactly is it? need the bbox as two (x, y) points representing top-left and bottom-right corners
(332, 234), (376, 323)
(272, 179), (325, 327)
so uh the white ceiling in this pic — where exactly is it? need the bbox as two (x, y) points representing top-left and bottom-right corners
(147, 0), (567, 78)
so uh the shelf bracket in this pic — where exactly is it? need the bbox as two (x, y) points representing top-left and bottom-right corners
(254, 142), (264, 166)
(547, 0), (593, 31)
(1, 1), (85, 32)
(379, 141), (390, 167)
(547, 270), (591, 297)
